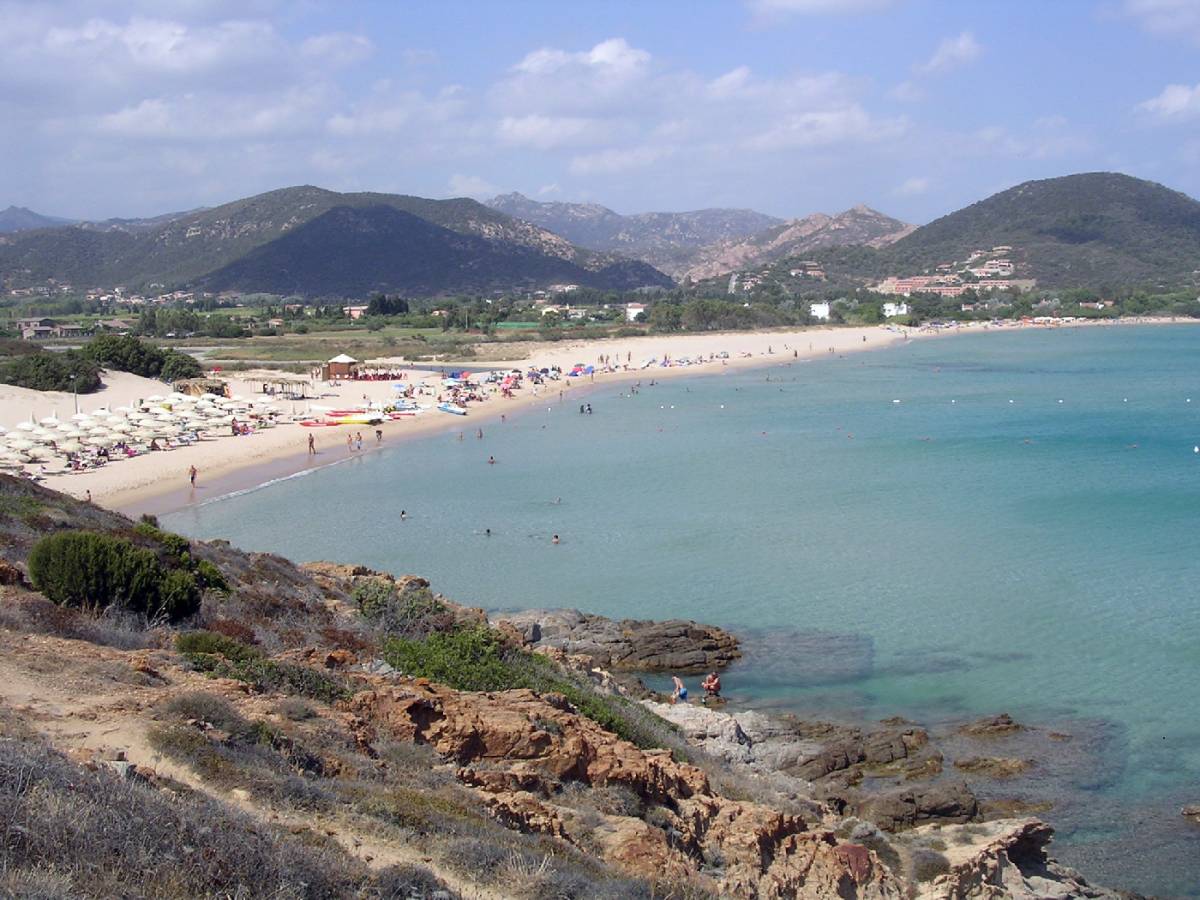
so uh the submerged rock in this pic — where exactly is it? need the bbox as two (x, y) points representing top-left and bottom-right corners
(959, 713), (1024, 738)
(1183, 804), (1200, 825)
(953, 756), (1033, 778)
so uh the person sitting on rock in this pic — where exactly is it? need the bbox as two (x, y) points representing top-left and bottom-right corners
(671, 676), (688, 705)
(701, 672), (721, 701)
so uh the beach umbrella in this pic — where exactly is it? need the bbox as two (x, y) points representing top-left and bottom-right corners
(31, 430), (56, 444)
(108, 422), (132, 433)
(87, 426), (111, 436)
(7, 438), (34, 451)
(14, 422), (34, 432)
(25, 446), (54, 459)
(58, 440), (83, 454)
(146, 394), (165, 403)
(39, 416), (60, 426)
(86, 436), (114, 448)
(0, 426), (7, 435)
(113, 406), (134, 414)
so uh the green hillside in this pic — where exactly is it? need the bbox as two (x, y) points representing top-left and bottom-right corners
(202, 205), (661, 295)
(885, 172), (1200, 289)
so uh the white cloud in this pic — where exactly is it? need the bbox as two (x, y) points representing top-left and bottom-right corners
(746, 105), (905, 151)
(447, 173), (500, 198)
(1138, 83), (1200, 121)
(300, 33), (373, 67)
(93, 88), (327, 139)
(888, 80), (924, 102)
(747, 0), (895, 19)
(918, 31), (981, 75)
(497, 114), (606, 150)
(894, 176), (930, 196)
(536, 183), (561, 196)
(1124, 0), (1200, 44)
(326, 85), (466, 137)
(569, 146), (672, 176)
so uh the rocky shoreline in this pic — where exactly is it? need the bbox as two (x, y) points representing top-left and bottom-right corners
(490, 605), (1142, 898)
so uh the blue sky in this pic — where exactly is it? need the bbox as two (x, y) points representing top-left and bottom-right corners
(3, 0), (1200, 224)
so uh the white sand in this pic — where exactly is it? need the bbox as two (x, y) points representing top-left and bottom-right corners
(5, 324), (963, 512)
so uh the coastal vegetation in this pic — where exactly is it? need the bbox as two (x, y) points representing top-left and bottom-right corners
(28, 529), (202, 622)
(0, 475), (1141, 898)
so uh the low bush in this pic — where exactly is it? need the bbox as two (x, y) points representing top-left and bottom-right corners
(28, 530), (199, 622)
(384, 626), (682, 750)
(911, 847), (951, 882)
(353, 578), (454, 639)
(177, 630), (349, 703)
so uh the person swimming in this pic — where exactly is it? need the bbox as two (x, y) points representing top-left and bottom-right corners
(551, 534), (560, 544)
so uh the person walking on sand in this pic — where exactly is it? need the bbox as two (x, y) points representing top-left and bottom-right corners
(375, 429), (383, 443)
(671, 676), (688, 705)
(308, 434), (316, 455)
(188, 465), (197, 487)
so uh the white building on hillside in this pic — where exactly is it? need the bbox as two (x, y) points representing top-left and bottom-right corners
(809, 301), (831, 321)
(882, 301), (909, 318)
(625, 302), (646, 321)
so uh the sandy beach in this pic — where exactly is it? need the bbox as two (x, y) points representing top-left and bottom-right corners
(0, 319), (1097, 515)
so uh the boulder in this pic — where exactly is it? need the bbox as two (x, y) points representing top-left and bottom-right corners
(1183, 804), (1200, 825)
(493, 608), (740, 674)
(853, 781), (978, 832)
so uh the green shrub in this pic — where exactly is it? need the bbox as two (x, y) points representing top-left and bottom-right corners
(27, 530), (199, 622)
(131, 523), (228, 593)
(0, 351), (102, 393)
(177, 631), (349, 703)
(159, 350), (203, 382)
(383, 627), (680, 750)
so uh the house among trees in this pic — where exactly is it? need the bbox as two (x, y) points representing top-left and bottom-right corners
(15, 317), (90, 340)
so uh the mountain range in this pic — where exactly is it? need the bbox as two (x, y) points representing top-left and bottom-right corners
(4, 172), (1200, 297)
(485, 193), (784, 275)
(485, 193), (914, 280)
(0, 187), (672, 296)
(0, 206), (74, 233)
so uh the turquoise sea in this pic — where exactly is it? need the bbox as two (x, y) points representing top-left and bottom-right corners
(166, 325), (1200, 897)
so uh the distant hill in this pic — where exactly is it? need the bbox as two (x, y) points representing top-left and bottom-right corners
(486, 193), (783, 276)
(0, 206), (74, 233)
(678, 205), (914, 281)
(202, 205), (665, 296)
(0, 186), (672, 295)
(884, 172), (1200, 289)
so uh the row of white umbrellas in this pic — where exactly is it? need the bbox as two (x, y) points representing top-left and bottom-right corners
(0, 391), (282, 469)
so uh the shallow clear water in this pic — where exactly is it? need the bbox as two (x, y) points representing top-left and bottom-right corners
(166, 325), (1200, 896)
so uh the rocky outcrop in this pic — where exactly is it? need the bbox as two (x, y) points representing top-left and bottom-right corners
(494, 608), (740, 674)
(914, 819), (1134, 899)
(345, 678), (901, 898)
(1183, 804), (1200, 825)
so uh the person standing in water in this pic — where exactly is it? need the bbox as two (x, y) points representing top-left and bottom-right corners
(551, 534), (560, 544)
(188, 465), (197, 487)
(308, 434), (316, 455)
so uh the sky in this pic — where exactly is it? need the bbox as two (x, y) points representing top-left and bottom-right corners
(3, 0), (1200, 224)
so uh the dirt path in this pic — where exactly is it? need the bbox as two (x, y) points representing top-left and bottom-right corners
(0, 627), (503, 899)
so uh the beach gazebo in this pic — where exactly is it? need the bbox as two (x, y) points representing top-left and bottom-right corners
(324, 354), (359, 380)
